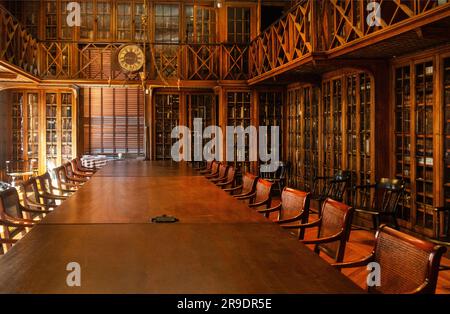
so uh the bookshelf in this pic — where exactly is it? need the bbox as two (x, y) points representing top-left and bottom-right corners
(155, 94), (180, 160)
(258, 91), (283, 163)
(395, 65), (412, 222)
(227, 92), (251, 175)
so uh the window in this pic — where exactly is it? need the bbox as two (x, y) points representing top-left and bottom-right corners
(80, 1), (94, 40)
(97, 1), (111, 40)
(154, 4), (180, 77)
(134, 2), (145, 41)
(155, 4), (179, 43)
(117, 2), (133, 40)
(83, 87), (144, 156)
(185, 6), (216, 43)
(45, 1), (57, 40)
(227, 7), (251, 43)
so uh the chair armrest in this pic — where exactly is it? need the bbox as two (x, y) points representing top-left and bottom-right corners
(61, 182), (81, 189)
(236, 192), (256, 201)
(73, 171), (91, 178)
(41, 192), (67, 201)
(249, 198), (271, 208)
(275, 212), (307, 225)
(301, 231), (343, 245)
(407, 281), (432, 294)
(210, 176), (226, 183)
(216, 179), (233, 187)
(332, 254), (375, 269)
(257, 203), (282, 214)
(25, 200), (54, 211)
(281, 218), (321, 230)
(2, 214), (36, 227)
(68, 176), (87, 183)
(20, 204), (52, 214)
(224, 185), (242, 192)
(205, 172), (219, 179)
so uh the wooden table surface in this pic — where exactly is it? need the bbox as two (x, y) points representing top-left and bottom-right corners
(0, 224), (363, 294)
(42, 176), (268, 224)
(0, 161), (363, 294)
(95, 160), (198, 177)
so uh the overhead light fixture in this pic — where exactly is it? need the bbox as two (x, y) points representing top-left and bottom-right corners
(216, 0), (223, 8)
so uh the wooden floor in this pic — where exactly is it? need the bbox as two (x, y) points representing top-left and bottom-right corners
(272, 210), (450, 294)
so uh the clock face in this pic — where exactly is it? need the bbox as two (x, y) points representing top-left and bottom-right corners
(118, 45), (144, 72)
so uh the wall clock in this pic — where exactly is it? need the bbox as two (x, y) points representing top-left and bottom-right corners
(117, 45), (145, 72)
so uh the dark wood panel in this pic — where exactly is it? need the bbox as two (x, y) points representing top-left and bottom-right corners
(0, 223), (363, 294)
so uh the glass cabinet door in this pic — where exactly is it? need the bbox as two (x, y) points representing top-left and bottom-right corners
(26, 93), (39, 163)
(61, 93), (73, 163)
(12, 92), (24, 161)
(46, 93), (58, 169)
(414, 61), (434, 230)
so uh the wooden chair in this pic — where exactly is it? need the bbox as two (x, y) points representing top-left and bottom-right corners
(0, 187), (47, 223)
(5, 159), (37, 186)
(352, 178), (405, 230)
(333, 225), (447, 294)
(71, 159), (94, 178)
(54, 165), (82, 191)
(225, 172), (258, 198)
(310, 170), (351, 215)
(199, 161), (213, 174)
(237, 178), (273, 210)
(259, 188), (310, 239)
(0, 189), (36, 254)
(204, 161), (220, 179)
(216, 166), (236, 189)
(63, 162), (89, 183)
(37, 172), (72, 198)
(260, 161), (289, 195)
(19, 178), (57, 211)
(210, 164), (229, 183)
(197, 160), (212, 172)
(74, 157), (97, 174)
(283, 198), (354, 263)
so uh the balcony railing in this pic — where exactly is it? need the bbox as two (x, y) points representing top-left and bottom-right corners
(248, 0), (450, 80)
(0, 6), (39, 76)
(2, 1), (450, 83)
(37, 42), (248, 82)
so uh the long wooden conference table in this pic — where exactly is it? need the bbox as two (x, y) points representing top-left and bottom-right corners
(0, 160), (363, 294)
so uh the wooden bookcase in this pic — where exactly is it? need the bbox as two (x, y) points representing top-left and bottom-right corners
(11, 92), (39, 164)
(154, 93), (180, 160)
(444, 56), (450, 211)
(258, 91), (283, 162)
(286, 87), (302, 188)
(394, 65), (412, 222)
(322, 78), (343, 178)
(9, 90), (76, 174)
(414, 60), (435, 231)
(286, 85), (320, 190)
(346, 73), (373, 205)
(186, 93), (216, 161)
(227, 91), (251, 175)
(392, 56), (444, 236)
(44, 91), (77, 170)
